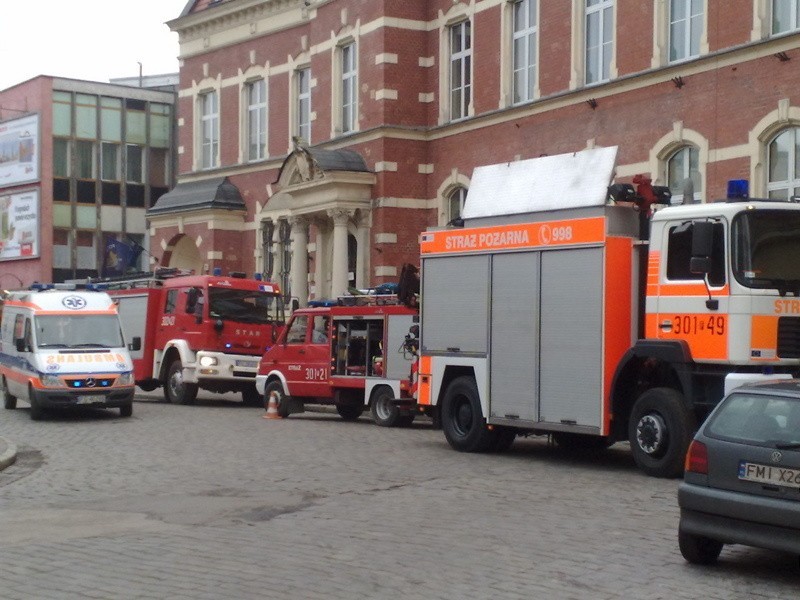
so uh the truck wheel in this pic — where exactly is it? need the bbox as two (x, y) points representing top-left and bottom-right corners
(491, 427), (516, 452)
(119, 403), (133, 418)
(265, 380), (291, 418)
(1, 377), (16, 410)
(165, 360), (198, 405)
(441, 376), (496, 452)
(336, 403), (364, 421)
(241, 386), (262, 407)
(629, 387), (695, 478)
(370, 386), (401, 427)
(678, 528), (723, 565)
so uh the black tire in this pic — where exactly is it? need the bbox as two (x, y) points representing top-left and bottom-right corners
(441, 376), (496, 452)
(336, 402), (364, 421)
(491, 427), (516, 452)
(265, 380), (291, 418)
(552, 432), (612, 452)
(629, 387), (696, 478)
(678, 528), (723, 565)
(1, 377), (16, 410)
(29, 390), (44, 421)
(370, 386), (401, 427)
(241, 386), (262, 407)
(119, 403), (133, 418)
(164, 360), (198, 405)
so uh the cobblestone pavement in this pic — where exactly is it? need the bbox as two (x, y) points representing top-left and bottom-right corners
(1, 391), (798, 600)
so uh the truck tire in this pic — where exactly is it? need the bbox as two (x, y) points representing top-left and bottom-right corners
(119, 403), (133, 418)
(370, 386), (402, 427)
(265, 380), (291, 418)
(1, 377), (16, 410)
(628, 387), (696, 478)
(165, 360), (198, 405)
(441, 376), (496, 452)
(241, 386), (262, 407)
(336, 402), (364, 421)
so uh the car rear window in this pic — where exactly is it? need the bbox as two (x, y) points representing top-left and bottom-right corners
(704, 392), (800, 445)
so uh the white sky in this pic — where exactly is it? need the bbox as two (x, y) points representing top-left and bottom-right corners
(0, 0), (190, 90)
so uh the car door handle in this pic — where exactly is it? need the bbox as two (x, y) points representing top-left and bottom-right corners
(298, 349), (305, 354)
(659, 320), (672, 332)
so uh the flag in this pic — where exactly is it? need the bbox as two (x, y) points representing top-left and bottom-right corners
(101, 238), (143, 277)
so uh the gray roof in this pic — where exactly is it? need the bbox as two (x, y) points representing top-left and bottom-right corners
(276, 147), (370, 184)
(147, 177), (245, 216)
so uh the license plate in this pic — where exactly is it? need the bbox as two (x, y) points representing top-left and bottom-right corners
(738, 461), (800, 487)
(77, 395), (105, 405)
(235, 360), (258, 368)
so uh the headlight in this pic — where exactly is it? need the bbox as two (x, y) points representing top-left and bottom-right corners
(117, 372), (134, 386)
(199, 356), (218, 367)
(41, 374), (62, 388)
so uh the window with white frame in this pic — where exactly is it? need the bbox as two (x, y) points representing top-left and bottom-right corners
(296, 68), (311, 144)
(512, 0), (538, 104)
(669, 0), (703, 62)
(247, 79), (267, 161)
(200, 91), (219, 169)
(585, 0), (613, 85)
(773, 0), (800, 34)
(667, 146), (702, 203)
(450, 20), (472, 121)
(767, 128), (800, 200)
(448, 187), (468, 222)
(341, 43), (357, 133)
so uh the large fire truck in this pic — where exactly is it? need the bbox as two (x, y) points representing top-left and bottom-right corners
(411, 146), (800, 477)
(95, 269), (284, 405)
(255, 298), (419, 425)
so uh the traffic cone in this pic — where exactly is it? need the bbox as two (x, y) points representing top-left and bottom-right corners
(263, 391), (283, 419)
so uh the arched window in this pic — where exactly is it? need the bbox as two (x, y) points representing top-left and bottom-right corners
(767, 127), (800, 200)
(667, 146), (702, 203)
(448, 187), (468, 222)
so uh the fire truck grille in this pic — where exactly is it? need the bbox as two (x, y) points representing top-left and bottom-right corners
(777, 317), (800, 358)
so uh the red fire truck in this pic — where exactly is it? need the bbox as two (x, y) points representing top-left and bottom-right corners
(255, 298), (419, 425)
(96, 269), (285, 405)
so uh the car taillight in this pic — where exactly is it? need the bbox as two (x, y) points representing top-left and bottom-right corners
(684, 439), (708, 474)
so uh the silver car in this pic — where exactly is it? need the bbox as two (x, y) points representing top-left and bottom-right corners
(678, 380), (800, 564)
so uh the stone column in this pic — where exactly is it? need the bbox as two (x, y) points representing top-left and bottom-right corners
(354, 212), (370, 289)
(312, 218), (328, 300)
(328, 208), (352, 298)
(289, 216), (309, 307)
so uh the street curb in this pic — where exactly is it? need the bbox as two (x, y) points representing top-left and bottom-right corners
(0, 436), (17, 471)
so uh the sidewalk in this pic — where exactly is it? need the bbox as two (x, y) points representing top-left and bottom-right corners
(0, 436), (17, 471)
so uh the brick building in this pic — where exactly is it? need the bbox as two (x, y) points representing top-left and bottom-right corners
(0, 77), (176, 287)
(160, 0), (800, 305)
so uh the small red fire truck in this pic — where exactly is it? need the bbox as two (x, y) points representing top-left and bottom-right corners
(255, 298), (419, 425)
(96, 269), (285, 405)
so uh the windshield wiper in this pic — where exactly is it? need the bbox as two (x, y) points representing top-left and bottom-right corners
(38, 343), (69, 348)
(775, 442), (800, 450)
(70, 343), (112, 348)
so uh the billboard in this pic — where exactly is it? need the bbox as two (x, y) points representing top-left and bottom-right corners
(0, 189), (39, 260)
(0, 114), (40, 187)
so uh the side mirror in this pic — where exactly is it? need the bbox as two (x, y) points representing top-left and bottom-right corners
(690, 221), (714, 274)
(128, 336), (142, 352)
(15, 337), (26, 352)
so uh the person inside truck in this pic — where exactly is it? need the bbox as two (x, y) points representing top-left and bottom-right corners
(311, 316), (329, 344)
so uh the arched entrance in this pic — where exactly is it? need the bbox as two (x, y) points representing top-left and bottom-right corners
(163, 234), (203, 274)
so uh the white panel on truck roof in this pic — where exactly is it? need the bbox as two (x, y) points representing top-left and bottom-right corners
(462, 146), (618, 219)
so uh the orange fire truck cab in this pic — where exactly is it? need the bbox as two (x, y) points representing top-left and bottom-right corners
(256, 299), (419, 425)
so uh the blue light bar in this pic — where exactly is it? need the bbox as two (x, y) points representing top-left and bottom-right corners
(253, 273), (263, 281)
(727, 179), (749, 200)
(213, 267), (222, 276)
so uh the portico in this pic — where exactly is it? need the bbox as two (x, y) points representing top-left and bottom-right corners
(260, 147), (375, 306)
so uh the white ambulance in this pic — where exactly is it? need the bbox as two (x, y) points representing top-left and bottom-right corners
(0, 287), (136, 420)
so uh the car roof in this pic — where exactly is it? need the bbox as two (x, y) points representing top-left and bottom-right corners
(728, 379), (800, 398)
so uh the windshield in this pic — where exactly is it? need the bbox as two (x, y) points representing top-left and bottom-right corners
(208, 288), (284, 324)
(732, 210), (800, 293)
(35, 315), (125, 349)
(705, 392), (800, 447)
